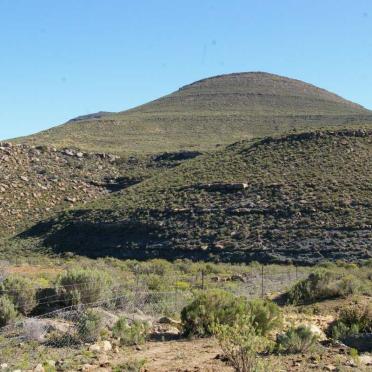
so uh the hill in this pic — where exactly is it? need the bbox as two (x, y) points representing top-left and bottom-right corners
(0, 142), (203, 238)
(19, 129), (372, 265)
(12, 72), (372, 155)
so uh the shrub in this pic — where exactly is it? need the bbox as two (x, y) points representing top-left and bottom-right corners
(112, 317), (149, 346)
(0, 275), (37, 315)
(213, 315), (273, 372)
(181, 290), (282, 337)
(77, 309), (103, 343)
(286, 269), (365, 305)
(113, 358), (147, 372)
(181, 290), (247, 337)
(276, 325), (318, 353)
(57, 269), (113, 306)
(328, 301), (372, 340)
(286, 270), (338, 305)
(247, 299), (282, 336)
(0, 296), (18, 327)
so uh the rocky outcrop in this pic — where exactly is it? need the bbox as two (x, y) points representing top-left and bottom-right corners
(0, 142), (126, 236)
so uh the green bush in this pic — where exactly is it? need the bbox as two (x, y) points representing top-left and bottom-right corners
(213, 314), (273, 372)
(0, 275), (37, 315)
(112, 317), (149, 346)
(181, 290), (282, 337)
(247, 299), (283, 336)
(328, 301), (372, 340)
(0, 296), (18, 327)
(285, 268), (366, 305)
(57, 269), (113, 305)
(286, 270), (341, 305)
(181, 290), (248, 337)
(77, 309), (103, 343)
(276, 325), (318, 353)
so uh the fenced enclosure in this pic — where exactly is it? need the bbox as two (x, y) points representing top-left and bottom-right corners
(0, 265), (308, 369)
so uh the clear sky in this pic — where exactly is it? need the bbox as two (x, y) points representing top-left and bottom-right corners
(1, 0), (371, 140)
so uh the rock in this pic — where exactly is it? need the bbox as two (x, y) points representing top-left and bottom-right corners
(324, 365), (337, 371)
(91, 308), (119, 330)
(230, 274), (246, 282)
(101, 340), (112, 352)
(34, 364), (45, 372)
(63, 149), (75, 156)
(306, 324), (327, 341)
(45, 360), (56, 368)
(359, 354), (372, 365)
(88, 343), (101, 353)
(342, 333), (372, 352)
(81, 364), (95, 372)
(158, 317), (182, 327)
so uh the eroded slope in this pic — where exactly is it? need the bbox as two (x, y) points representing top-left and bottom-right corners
(21, 129), (372, 264)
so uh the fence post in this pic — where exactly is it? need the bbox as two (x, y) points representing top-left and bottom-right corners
(261, 265), (264, 298)
(295, 265), (298, 280)
(201, 270), (205, 290)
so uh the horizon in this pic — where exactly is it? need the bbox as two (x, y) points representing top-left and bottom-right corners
(1, 0), (372, 140)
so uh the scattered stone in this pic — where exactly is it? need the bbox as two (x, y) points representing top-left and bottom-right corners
(101, 340), (112, 352)
(359, 354), (372, 366)
(88, 343), (101, 353)
(158, 317), (182, 327)
(34, 364), (45, 372)
(324, 365), (337, 371)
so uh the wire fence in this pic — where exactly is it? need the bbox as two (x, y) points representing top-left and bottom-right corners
(0, 265), (308, 369)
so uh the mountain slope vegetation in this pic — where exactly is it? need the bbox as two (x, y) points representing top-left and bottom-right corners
(13, 72), (372, 155)
(20, 129), (372, 265)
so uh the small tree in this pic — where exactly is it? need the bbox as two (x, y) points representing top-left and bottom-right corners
(276, 325), (318, 353)
(112, 317), (150, 346)
(213, 315), (273, 372)
(0, 275), (37, 315)
(0, 296), (18, 327)
(57, 269), (113, 306)
(77, 309), (103, 343)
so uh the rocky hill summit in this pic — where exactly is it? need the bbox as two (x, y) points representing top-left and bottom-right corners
(12, 72), (372, 155)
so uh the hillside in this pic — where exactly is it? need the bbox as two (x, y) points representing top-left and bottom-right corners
(20, 129), (372, 265)
(13, 72), (372, 155)
(0, 142), (203, 238)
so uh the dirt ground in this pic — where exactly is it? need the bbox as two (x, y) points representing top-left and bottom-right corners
(85, 336), (370, 372)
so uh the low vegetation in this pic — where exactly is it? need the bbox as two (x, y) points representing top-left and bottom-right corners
(213, 315), (274, 372)
(112, 317), (150, 346)
(0, 258), (371, 370)
(328, 300), (372, 340)
(0, 296), (18, 327)
(20, 129), (371, 265)
(57, 268), (113, 306)
(77, 309), (103, 343)
(181, 290), (282, 337)
(284, 261), (372, 305)
(276, 325), (318, 353)
(0, 275), (37, 315)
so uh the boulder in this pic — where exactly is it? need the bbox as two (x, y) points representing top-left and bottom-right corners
(91, 308), (119, 330)
(342, 333), (372, 352)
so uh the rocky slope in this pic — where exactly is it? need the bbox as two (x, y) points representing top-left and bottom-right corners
(12, 72), (372, 155)
(0, 142), (138, 237)
(20, 129), (372, 264)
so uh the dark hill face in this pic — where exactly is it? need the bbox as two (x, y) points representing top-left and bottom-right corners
(20, 129), (372, 265)
(13, 72), (372, 155)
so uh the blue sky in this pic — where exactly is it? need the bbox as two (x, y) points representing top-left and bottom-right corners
(1, 0), (371, 140)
